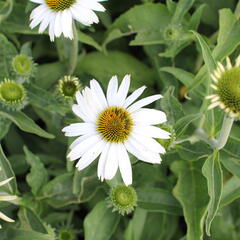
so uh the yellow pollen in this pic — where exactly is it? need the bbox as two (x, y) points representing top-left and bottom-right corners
(45, 0), (76, 11)
(97, 106), (133, 143)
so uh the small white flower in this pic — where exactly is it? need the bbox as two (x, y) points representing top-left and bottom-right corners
(0, 168), (17, 229)
(29, 0), (106, 41)
(62, 75), (170, 185)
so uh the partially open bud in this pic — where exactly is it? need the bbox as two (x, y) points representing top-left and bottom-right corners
(57, 75), (80, 101)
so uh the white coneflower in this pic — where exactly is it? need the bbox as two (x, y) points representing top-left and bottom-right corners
(29, 0), (106, 41)
(0, 168), (17, 229)
(62, 75), (170, 185)
(206, 56), (240, 118)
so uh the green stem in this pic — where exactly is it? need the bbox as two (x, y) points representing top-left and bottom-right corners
(68, 24), (78, 75)
(215, 115), (234, 150)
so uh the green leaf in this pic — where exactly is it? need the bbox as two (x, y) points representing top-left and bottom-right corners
(35, 62), (67, 89)
(0, 117), (11, 140)
(0, 144), (17, 194)
(202, 151), (222, 236)
(171, 0), (196, 24)
(0, 0), (13, 23)
(27, 83), (69, 116)
(160, 86), (184, 125)
(84, 201), (120, 240)
(137, 188), (182, 215)
(77, 30), (102, 51)
(18, 207), (48, 234)
(171, 160), (209, 240)
(6, 228), (54, 240)
(191, 30), (217, 74)
(24, 146), (48, 196)
(41, 173), (77, 208)
(213, 9), (240, 60)
(0, 33), (17, 79)
(0, 109), (54, 139)
(188, 4), (206, 30)
(76, 51), (155, 90)
(104, 4), (171, 46)
(220, 155), (240, 179)
(220, 176), (240, 208)
(160, 67), (194, 87)
(73, 166), (101, 203)
(174, 113), (201, 138)
(176, 141), (212, 161)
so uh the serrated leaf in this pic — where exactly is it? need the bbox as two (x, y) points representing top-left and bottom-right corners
(24, 146), (48, 196)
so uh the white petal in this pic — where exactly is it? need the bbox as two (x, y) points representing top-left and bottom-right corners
(72, 104), (91, 122)
(75, 91), (96, 122)
(77, 0), (105, 12)
(70, 134), (94, 150)
(104, 144), (118, 180)
(54, 12), (62, 37)
(30, 0), (44, 3)
(0, 177), (13, 187)
(133, 125), (170, 139)
(118, 145), (132, 185)
(62, 123), (95, 137)
(131, 108), (167, 125)
(0, 212), (14, 223)
(76, 140), (105, 170)
(107, 76), (118, 106)
(0, 195), (17, 201)
(97, 143), (110, 180)
(90, 80), (108, 109)
(125, 138), (162, 164)
(127, 94), (162, 113)
(61, 10), (73, 39)
(131, 133), (166, 153)
(123, 86), (146, 108)
(117, 74), (131, 106)
(67, 135), (100, 161)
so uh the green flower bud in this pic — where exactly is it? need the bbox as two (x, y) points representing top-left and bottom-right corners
(57, 75), (80, 100)
(12, 55), (35, 83)
(0, 79), (27, 111)
(109, 184), (137, 216)
(58, 227), (77, 240)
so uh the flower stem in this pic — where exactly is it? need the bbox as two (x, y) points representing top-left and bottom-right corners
(215, 115), (234, 150)
(68, 24), (78, 75)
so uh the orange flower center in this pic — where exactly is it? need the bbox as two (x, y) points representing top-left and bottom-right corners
(45, 0), (76, 11)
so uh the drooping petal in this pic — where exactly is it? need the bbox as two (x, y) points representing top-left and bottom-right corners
(104, 144), (118, 180)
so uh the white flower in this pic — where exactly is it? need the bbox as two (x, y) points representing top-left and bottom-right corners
(0, 169), (17, 229)
(62, 75), (170, 185)
(206, 56), (240, 118)
(29, 0), (106, 41)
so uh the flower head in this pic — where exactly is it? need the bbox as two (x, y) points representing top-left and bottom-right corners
(0, 79), (27, 111)
(62, 75), (170, 185)
(109, 184), (137, 215)
(29, 0), (106, 41)
(11, 55), (35, 83)
(207, 56), (240, 118)
(0, 168), (17, 229)
(57, 75), (81, 100)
